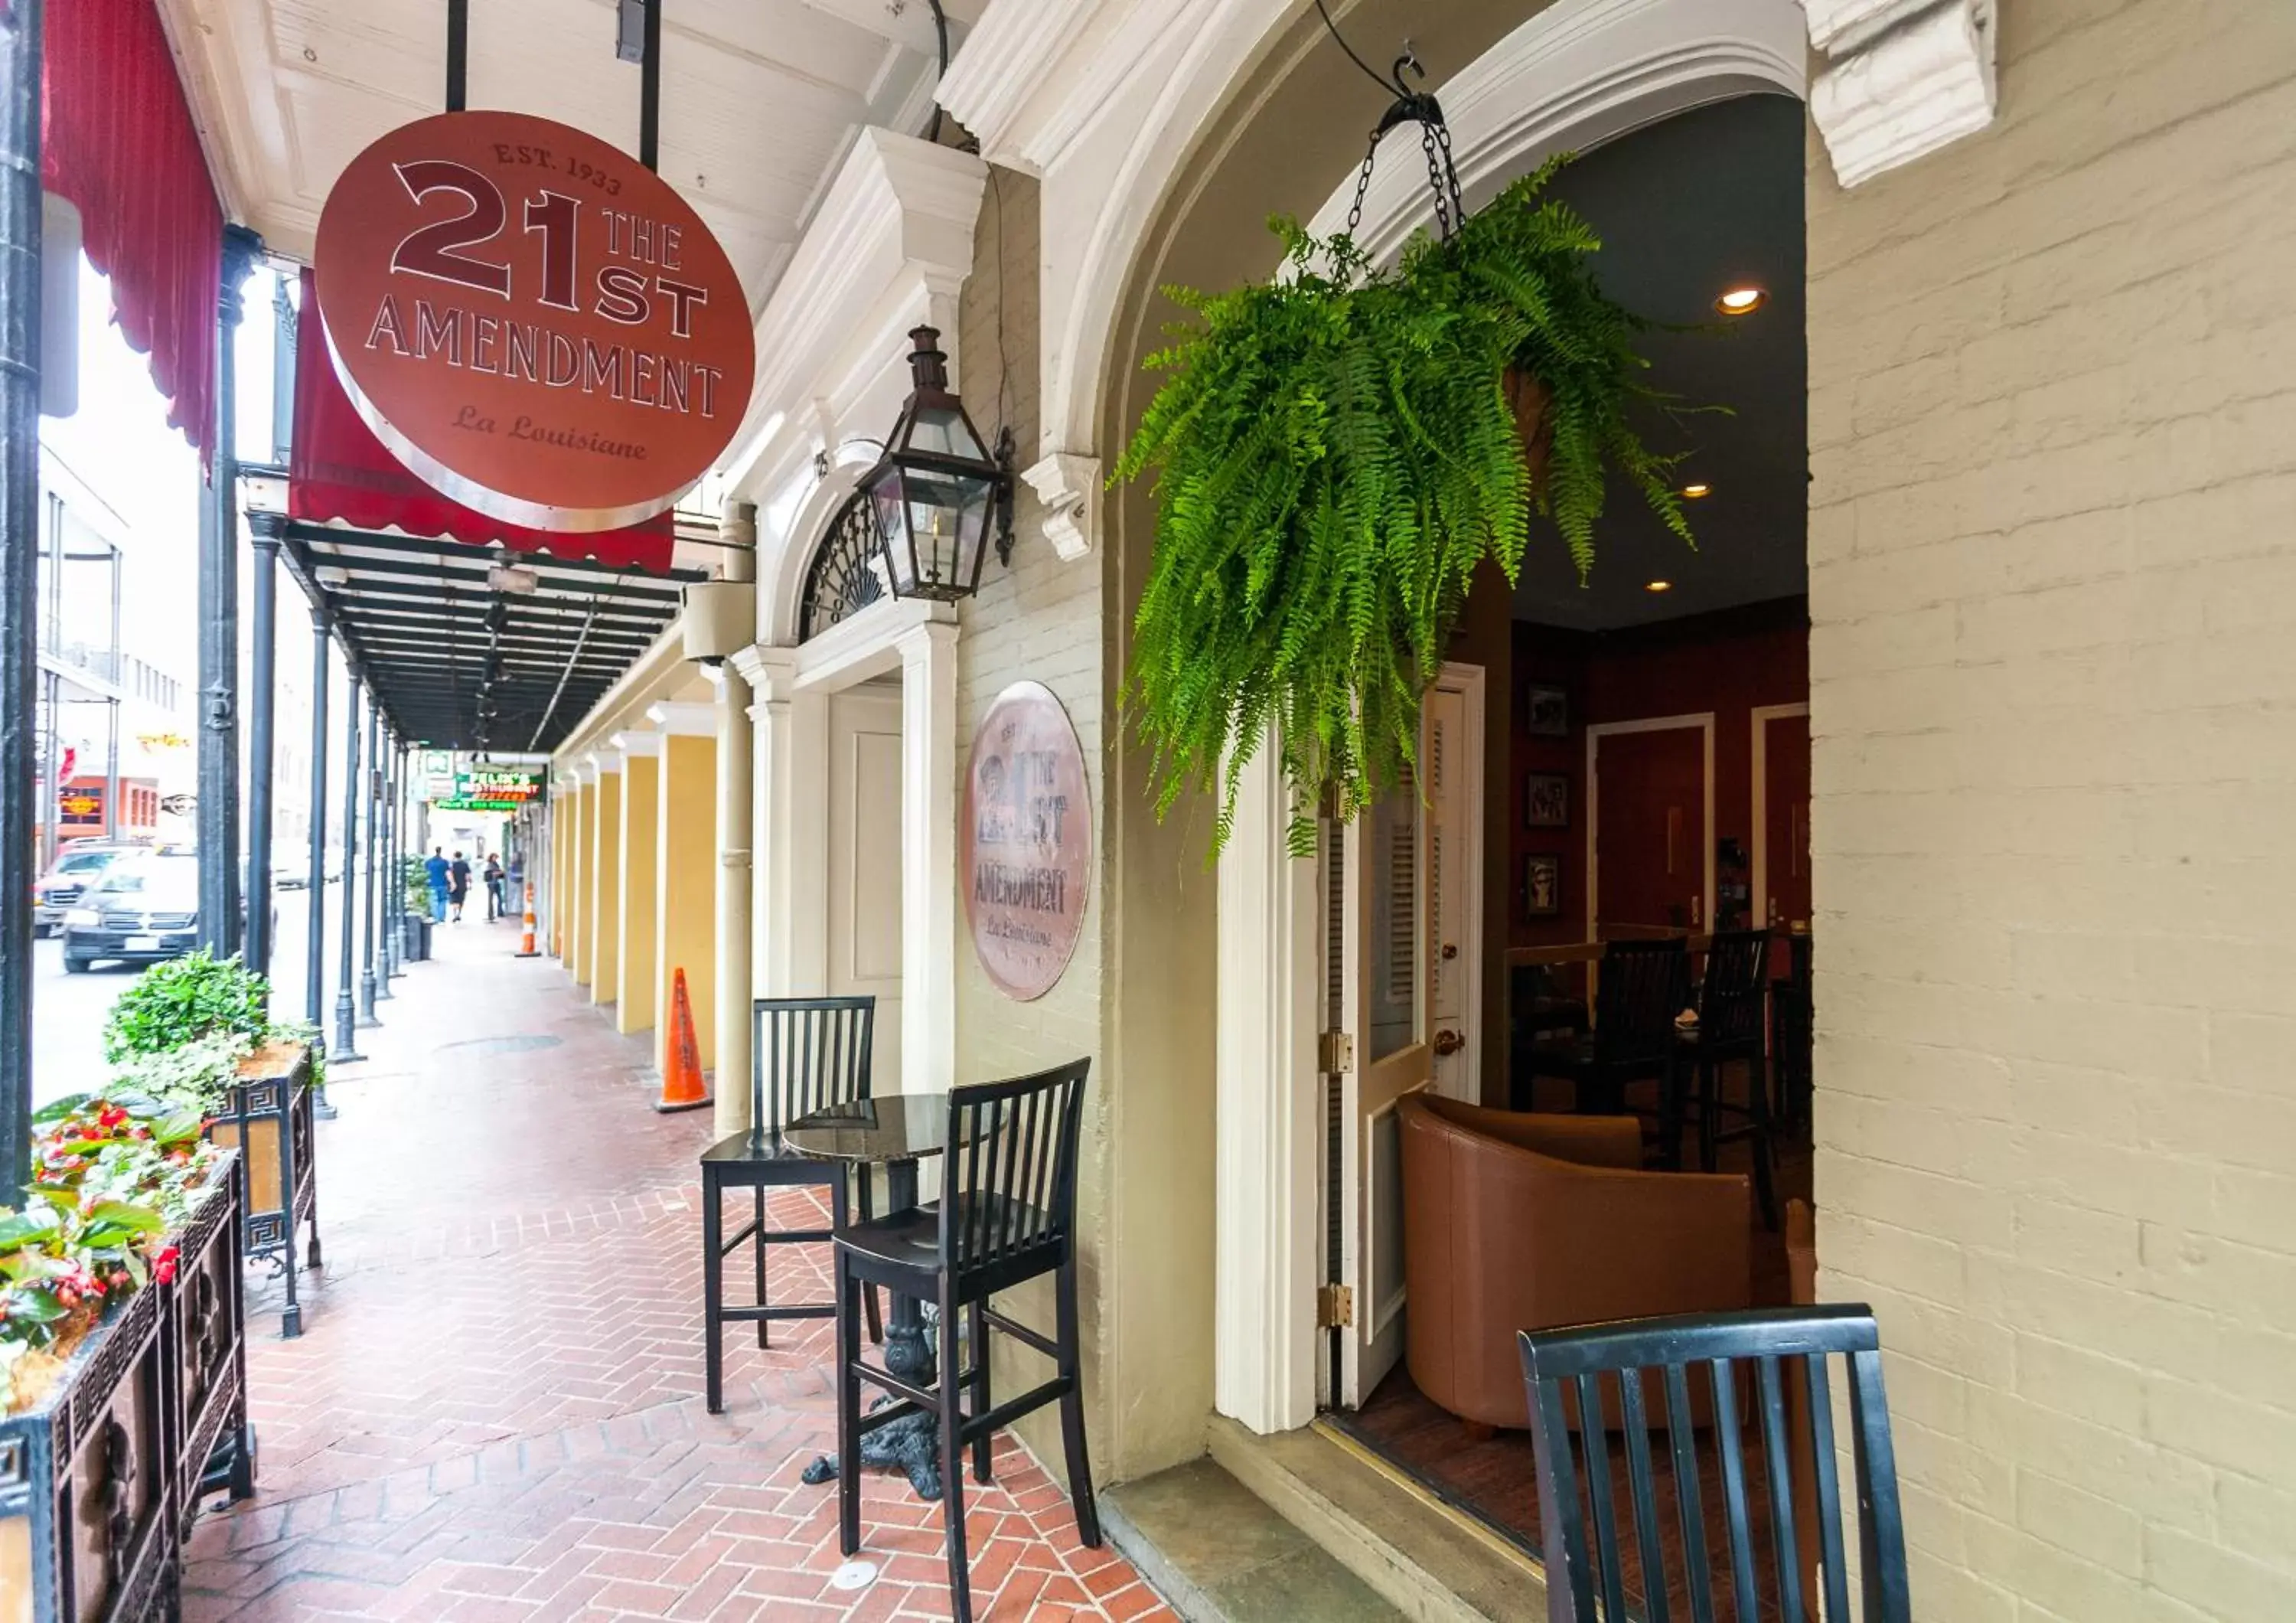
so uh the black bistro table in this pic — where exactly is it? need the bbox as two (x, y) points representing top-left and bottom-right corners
(788, 1092), (957, 1500)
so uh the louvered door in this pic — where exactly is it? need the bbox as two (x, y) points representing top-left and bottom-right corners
(1328, 663), (1484, 1409)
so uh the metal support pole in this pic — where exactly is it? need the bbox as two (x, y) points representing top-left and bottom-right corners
(304, 606), (328, 1027)
(103, 542), (119, 839)
(639, 0), (662, 171)
(381, 733), (400, 984)
(331, 672), (364, 1063)
(244, 514), (282, 978)
(197, 227), (259, 959)
(445, 0), (468, 113)
(0, 0), (41, 1209)
(357, 696), (380, 1024)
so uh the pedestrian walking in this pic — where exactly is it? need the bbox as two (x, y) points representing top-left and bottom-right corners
(483, 852), (506, 921)
(448, 851), (472, 923)
(424, 846), (449, 923)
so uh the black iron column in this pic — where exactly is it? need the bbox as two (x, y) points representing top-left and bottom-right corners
(357, 697), (380, 1024)
(331, 671), (364, 1064)
(196, 227), (259, 958)
(245, 511), (283, 978)
(380, 731), (401, 985)
(304, 604), (328, 1026)
(0, 0), (41, 1208)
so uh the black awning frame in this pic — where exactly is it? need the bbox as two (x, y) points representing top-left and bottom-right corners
(275, 519), (706, 753)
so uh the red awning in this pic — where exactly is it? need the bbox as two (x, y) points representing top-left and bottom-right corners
(42, 0), (223, 462)
(288, 272), (675, 573)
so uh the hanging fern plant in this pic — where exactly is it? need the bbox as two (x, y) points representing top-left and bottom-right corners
(1116, 158), (1694, 856)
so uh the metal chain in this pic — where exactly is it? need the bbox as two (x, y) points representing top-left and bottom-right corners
(1345, 145), (1378, 240)
(1346, 100), (1466, 250)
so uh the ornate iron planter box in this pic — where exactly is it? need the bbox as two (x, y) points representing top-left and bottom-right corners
(208, 1041), (321, 1337)
(0, 1151), (252, 1623)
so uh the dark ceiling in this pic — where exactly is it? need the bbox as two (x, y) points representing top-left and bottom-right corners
(1490, 93), (1808, 630)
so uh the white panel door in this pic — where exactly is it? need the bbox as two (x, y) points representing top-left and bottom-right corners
(828, 689), (905, 1094)
(1421, 671), (1483, 1105)
(1337, 786), (1429, 1409)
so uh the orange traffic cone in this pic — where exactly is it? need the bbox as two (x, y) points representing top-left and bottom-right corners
(515, 882), (540, 958)
(654, 968), (711, 1113)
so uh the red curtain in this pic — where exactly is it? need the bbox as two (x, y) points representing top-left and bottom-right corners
(42, 0), (222, 462)
(287, 273), (675, 571)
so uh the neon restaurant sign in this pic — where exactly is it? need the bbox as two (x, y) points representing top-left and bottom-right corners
(438, 769), (545, 813)
(313, 110), (755, 533)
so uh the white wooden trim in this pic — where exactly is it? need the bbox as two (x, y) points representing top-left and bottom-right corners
(898, 622), (959, 1099)
(1214, 733), (1320, 1435)
(1585, 713), (1717, 939)
(1433, 661), (1487, 1104)
(791, 599), (957, 695)
(1305, 0), (1805, 269)
(1750, 702), (1810, 932)
(645, 701), (718, 738)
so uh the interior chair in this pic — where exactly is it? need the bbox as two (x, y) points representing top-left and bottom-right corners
(1518, 938), (1689, 1119)
(700, 996), (882, 1415)
(1397, 1092), (1751, 1432)
(833, 1059), (1100, 1623)
(1518, 1304), (1912, 1623)
(1673, 927), (1779, 1228)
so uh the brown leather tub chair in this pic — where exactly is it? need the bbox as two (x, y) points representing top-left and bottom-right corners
(1398, 1092), (1753, 1431)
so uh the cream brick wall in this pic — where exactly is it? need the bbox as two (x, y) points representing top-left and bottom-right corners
(951, 171), (1120, 1469)
(1808, 2), (2296, 1618)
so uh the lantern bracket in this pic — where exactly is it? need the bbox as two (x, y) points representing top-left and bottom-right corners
(990, 425), (1018, 570)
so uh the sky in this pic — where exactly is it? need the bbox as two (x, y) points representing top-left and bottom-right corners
(39, 255), (285, 683)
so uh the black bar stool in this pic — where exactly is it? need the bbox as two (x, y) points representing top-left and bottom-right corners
(1521, 938), (1688, 1118)
(1674, 927), (1779, 1228)
(833, 1057), (1100, 1622)
(700, 996), (882, 1415)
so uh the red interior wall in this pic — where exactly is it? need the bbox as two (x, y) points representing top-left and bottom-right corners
(1509, 599), (1808, 948)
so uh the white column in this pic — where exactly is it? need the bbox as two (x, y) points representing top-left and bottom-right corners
(710, 660), (755, 1138)
(1215, 736), (1321, 1434)
(898, 620), (957, 1098)
(737, 645), (828, 1000)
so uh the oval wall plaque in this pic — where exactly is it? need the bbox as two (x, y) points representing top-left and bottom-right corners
(313, 110), (756, 533)
(962, 682), (1092, 1002)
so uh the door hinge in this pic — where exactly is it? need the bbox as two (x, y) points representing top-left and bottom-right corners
(1319, 1030), (1355, 1074)
(1317, 1284), (1355, 1329)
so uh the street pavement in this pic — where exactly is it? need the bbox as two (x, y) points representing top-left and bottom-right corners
(28, 879), (494, 1107)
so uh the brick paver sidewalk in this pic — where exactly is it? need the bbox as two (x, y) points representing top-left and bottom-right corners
(184, 918), (1172, 1622)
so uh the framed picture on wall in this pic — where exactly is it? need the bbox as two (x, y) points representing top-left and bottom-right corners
(1522, 853), (1563, 918)
(1525, 683), (1569, 737)
(1525, 771), (1569, 828)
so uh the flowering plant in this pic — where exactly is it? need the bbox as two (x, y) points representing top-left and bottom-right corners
(0, 1092), (222, 1412)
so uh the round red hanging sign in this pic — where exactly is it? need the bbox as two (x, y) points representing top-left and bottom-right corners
(313, 110), (755, 533)
(962, 684), (1093, 1002)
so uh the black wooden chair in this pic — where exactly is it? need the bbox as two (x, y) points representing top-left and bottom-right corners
(700, 996), (881, 1415)
(1674, 928), (1779, 1228)
(1772, 931), (1815, 1125)
(1517, 1305), (1912, 1623)
(833, 1058), (1100, 1622)
(1518, 939), (1688, 1119)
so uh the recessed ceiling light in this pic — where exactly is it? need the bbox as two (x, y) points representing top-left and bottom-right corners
(1645, 580), (1673, 593)
(1681, 482), (1712, 498)
(1715, 286), (1766, 315)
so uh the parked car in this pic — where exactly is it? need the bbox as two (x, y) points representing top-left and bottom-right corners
(61, 850), (202, 973)
(34, 843), (141, 936)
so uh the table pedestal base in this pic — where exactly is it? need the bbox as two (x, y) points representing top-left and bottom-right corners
(801, 1396), (943, 1501)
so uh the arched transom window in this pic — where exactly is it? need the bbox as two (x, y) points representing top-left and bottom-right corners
(797, 493), (885, 642)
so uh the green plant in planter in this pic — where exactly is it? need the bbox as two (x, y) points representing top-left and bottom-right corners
(1116, 159), (1694, 853)
(103, 1031), (254, 1116)
(100, 951), (271, 1065)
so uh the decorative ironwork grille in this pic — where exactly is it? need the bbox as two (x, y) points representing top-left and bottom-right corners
(797, 495), (885, 642)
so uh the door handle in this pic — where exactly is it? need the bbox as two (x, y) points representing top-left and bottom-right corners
(1432, 1029), (1464, 1056)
